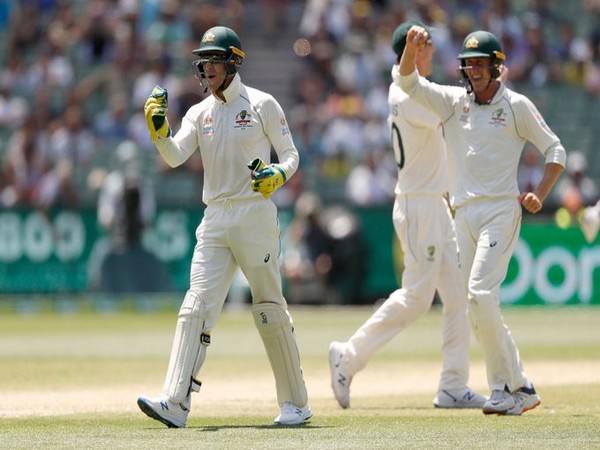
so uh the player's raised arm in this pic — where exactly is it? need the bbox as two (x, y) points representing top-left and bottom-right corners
(399, 25), (430, 76)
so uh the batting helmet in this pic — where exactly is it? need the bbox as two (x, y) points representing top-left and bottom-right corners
(192, 26), (245, 78)
(457, 30), (505, 78)
(391, 21), (431, 58)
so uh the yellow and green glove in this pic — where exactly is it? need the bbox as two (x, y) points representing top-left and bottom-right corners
(144, 85), (171, 142)
(247, 158), (287, 199)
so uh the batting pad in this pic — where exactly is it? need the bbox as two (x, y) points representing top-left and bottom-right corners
(163, 290), (210, 404)
(252, 303), (308, 407)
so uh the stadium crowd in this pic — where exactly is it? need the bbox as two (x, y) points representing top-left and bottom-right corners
(0, 0), (599, 214)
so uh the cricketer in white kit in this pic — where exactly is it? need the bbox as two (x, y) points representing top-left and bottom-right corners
(329, 22), (486, 410)
(399, 28), (566, 415)
(137, 26), (311, 427)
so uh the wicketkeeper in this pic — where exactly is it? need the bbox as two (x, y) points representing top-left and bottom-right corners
(137, 25), (311, 427)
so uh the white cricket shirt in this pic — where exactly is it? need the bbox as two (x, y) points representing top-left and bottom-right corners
(399, 70), (567, 208)
(155, 73), (299, 204)
(389, 65), (448, 195)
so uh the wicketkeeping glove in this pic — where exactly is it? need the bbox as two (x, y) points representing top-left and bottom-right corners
(247, 158), (287, 199)
(144, 85), (171, 142)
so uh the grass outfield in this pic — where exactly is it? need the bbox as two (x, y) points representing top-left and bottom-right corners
(0, 304), (599, 449)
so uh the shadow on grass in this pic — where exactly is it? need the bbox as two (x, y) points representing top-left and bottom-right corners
(191, 423), (330, 431)
(358, 406), (436, 411)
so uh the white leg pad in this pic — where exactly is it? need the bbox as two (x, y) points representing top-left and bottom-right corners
(252, 303), (308, 408)
(163, 290), (210, 404)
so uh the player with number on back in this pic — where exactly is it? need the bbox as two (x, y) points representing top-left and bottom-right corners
(399, 27), (567, 415)
(137, 25), (312, 427)
(329, 21), (486, 410)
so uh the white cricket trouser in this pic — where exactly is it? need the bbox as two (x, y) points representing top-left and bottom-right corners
(190, 198), (287, 332)
(454, 197), (529, 392)
(163, 197), (308, 407)
(344, 193), (471, 391)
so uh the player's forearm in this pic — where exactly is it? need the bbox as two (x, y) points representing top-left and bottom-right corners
(154, 116), (199, 167)
(155, 137), (195, 168)
(274, 146), (300, 179)
(399, 45), (418, 77)
(534, 162), (564, 202)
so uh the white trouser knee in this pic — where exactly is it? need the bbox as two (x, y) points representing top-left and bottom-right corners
(345, 288), (430, 373)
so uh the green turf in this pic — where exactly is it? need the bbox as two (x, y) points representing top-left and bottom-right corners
(1, 407), (599, 450)
(1, 305), (599, 449)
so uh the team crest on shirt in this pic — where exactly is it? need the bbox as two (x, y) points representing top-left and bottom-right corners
(489, 108), (507, 127)
(234, 110), (253, 129)
(202, 116), (214, 135)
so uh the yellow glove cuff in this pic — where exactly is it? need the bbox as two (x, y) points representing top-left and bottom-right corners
(248, 158), (287, 199)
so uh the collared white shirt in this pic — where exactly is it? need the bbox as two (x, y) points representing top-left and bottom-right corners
(155, 73), (299, 204)
(389, 65), (448, 196)
(399, 70), (566, 208)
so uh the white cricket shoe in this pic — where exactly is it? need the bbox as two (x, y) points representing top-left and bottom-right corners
(433, 387), (487, 409)
(581, 202), (600, 243)
(274, 402), (313, 425)
(328, 341), (352, 409)
(506, 385), (541, 415)
(482, 388), (515, 415)
(137, 395), (189, 428)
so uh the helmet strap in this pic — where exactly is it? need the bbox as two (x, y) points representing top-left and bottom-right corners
(474, 79), (499, 105)
(199, 78), (209, 94)
(457, 67), (473, 93)
(218, 74), (234, 93)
